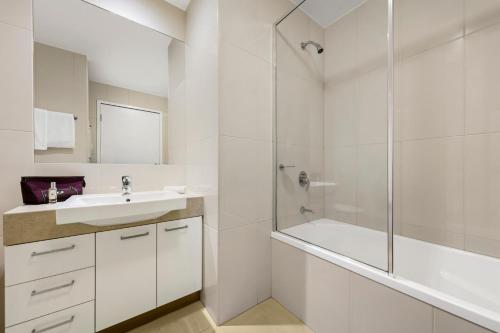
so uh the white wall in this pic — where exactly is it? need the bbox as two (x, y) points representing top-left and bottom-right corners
(185, 0), (220, 322)
(216, 0), (296, 324)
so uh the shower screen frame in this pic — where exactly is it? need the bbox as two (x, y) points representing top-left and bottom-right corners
(272, 0), (395, 275)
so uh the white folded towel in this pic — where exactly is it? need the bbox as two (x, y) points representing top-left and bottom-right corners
(34, 108), (47, 150)
(46, 110), (75, 148)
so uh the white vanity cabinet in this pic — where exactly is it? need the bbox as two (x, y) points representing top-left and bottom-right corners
(157, 217), (202, 306)
(95, 224), (157, 331)
(4, 215), (202, 332)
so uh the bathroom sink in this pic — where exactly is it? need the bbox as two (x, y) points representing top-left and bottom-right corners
(55, 190), (187, 226)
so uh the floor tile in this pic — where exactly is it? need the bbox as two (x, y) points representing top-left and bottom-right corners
(127, 299), (312, 333)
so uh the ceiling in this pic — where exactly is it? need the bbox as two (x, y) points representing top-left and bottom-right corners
(163, 0), (191, 11)
(292, 0), (366, 28)
(34, 0), (172, 97)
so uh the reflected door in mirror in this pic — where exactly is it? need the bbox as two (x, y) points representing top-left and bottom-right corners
(98, 103), (162, 165)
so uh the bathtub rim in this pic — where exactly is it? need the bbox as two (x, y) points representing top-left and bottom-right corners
(271, 231), (500, 332)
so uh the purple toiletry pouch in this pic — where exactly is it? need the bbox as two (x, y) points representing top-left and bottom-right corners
(20, 176), (86, 205)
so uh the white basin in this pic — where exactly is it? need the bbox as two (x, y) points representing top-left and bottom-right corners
(55, 190), (187, 226)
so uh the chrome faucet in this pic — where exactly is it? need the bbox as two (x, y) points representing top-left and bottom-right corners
(122, 176), (132, 195)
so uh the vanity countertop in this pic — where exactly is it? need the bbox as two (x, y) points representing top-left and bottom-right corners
(3, 194), (203, 246)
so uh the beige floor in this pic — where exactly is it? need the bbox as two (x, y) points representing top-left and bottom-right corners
(127, 299), (313, 333)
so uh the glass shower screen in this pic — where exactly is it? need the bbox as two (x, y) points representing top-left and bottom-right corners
(274, 0), (390, 271)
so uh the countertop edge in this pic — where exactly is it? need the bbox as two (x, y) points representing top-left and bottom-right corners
(3, 196), (204, 246)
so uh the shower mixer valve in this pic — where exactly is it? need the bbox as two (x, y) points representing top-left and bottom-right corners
(299, 171), (310, 189)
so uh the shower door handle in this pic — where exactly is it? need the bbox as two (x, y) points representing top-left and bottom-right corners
(279, 164), (296, 170)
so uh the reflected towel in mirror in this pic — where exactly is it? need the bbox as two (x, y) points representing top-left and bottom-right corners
(46, 110), (75, 148)
(34, 108), (48, 150)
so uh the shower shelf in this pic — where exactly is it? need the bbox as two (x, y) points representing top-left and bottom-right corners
(309, 181), (336, 188)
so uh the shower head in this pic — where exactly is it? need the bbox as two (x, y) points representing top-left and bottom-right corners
(301, 40), (324, 54)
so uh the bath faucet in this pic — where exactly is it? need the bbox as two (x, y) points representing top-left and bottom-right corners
(122, 176), (132, 195)
(300, 206), (314, 214)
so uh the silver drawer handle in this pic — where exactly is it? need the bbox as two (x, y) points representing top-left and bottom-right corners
(31, 280), (75, 296)
(165, 225), (188, 232)
(32, 315), (75, 333)
(31, 244), (76, 257)
(120, 231), (150, 240)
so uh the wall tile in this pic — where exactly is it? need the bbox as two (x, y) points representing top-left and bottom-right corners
(433, 308), (493, 333)
(220, 136), (257, 229)
(219, 0), (293, 63)
(324, 11), (357, 85)
(271, 239), (308, 320)
(255, 141), (272, 223)
(465, 234), (500, 259)
(399, 137), (464, 238)
(33, 163), (101, 194)
(0, 130), (34, 224)
(0, 0), (32, 30)
(465, 0), (500, 35)
(186, 2), (217, 54)
(277, 70), (310, 147)
(396, 38), (464, 141)
(464, 133), (500, 246)
(324, 80), (358, 148)
(256, 219), (272, 303)
(394, 0), (464, 59)
(400, 223), (465, 250)
(465, 24), (500, 134)
(303, 255), (350, 333)
(357, 144), (388, 231)
(324, 146), (357, 225)
(219, 223), (258, 323)
(357, 0), (388, 73)
(220, 43), (271, 142)
(0, 23), (33, 132)
(97, 164), (184, 193)
(186, 46), (219, 142)
(357, 67), (387, 145)
(350, 273), (433, 333)
(202, 224), (219, 323)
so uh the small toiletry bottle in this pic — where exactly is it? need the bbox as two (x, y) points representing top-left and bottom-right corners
(48, 182), (58, 204)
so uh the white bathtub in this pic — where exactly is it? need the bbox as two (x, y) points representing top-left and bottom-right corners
(275, 218), (500, 332)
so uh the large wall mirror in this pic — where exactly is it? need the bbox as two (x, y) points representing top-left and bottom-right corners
(33, 0), (185, 165)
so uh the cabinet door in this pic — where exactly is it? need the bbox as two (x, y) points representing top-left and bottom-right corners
(157, 217), (202, 306)
(96, 224), (156, 331)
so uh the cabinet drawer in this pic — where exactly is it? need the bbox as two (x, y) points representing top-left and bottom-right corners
(5, 234), (95, 286)
(157, 217), (202, 306)
(6, 301), (94, 333)
(96, 224), (156, 331)
(5, 267), (95, 327)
